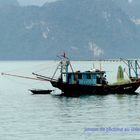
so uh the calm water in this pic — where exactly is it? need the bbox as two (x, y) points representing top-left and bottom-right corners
(0, 61), (140, 140)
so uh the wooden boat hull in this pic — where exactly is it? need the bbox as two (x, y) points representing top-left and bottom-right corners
(51, 80), (140, 96)
(30, 89), (53, 95)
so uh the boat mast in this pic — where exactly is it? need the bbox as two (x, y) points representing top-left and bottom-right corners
(52, 52), (72, 83)
(128, 60), (132, 78)
(121, 58), (139, 80)
(135, 60), (138, 80)
(60, 56), (70, 82)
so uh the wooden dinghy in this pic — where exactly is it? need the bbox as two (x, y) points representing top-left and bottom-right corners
(29, 89), (53, 95)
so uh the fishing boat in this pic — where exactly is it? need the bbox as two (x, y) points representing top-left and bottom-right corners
(2, 54), (140, 96)
(32, 55), (140, 96)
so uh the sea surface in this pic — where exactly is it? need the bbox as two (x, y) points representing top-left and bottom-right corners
(0, 60), (140, 140)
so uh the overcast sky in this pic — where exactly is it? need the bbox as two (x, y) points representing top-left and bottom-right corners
(17, 0), (57, 6)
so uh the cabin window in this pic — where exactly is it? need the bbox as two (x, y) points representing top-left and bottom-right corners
(86, 74), (91, 79)
(96, 74), (101, 84)
(78, 74), (82, 79)
(68, 74), (71, 79)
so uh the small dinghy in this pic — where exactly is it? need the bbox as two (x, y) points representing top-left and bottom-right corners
(29, 89), (53, 95)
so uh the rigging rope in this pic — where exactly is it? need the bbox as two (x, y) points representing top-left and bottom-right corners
(3, 61), (58, 74)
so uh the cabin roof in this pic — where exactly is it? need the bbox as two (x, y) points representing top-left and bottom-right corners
(63, 70), (105, 74)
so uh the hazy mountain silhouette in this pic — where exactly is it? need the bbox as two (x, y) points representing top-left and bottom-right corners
(0, 0), (139, 60)
(115, 0), (140, 18)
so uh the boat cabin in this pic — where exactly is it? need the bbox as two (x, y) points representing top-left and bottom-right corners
(56, 59), (107, 86)
(62, 70), (107, 85)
